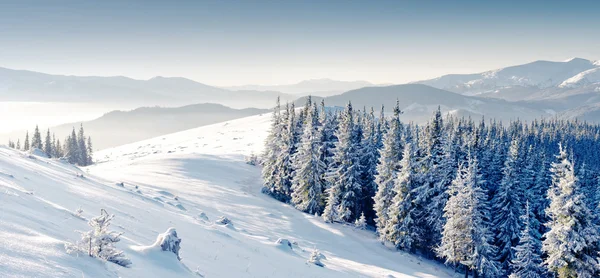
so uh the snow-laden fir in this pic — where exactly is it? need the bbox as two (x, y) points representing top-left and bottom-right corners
(262, 97), (600, 277)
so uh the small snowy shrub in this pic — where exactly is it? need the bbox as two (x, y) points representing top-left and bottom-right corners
(216, 216), (232, 225)
(245, 153), (260, 166)
(65, 209), (131, 267)
(354, 212), (367, 230)
(76, 206), (84, 217)
(308, 249), (325, 267)
(154, 228), (182, 261)
(198, 212), (209, 221)
(116, 182), (124, 187)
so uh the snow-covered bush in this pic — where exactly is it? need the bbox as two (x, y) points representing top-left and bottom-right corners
(198, 212), (209, 221)
(65, 209), (131, 267)
(216, 216), (232, 225)
(154, 228), (182, 261)
(76, 206), (84, 217)
(245, 153), (260, 166)
(308, 249), (325, 267)
(354, 212), (367, 230)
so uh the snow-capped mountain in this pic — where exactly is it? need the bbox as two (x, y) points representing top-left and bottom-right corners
(0, 113), (452, 278)
(415, 58), (599, 96)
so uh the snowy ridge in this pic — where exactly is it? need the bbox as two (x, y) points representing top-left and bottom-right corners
(415, 58), (598, 95)
(559, 68), (600, 88)
(1, 113), (451, 277)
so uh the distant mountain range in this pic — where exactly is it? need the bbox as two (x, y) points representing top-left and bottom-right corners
(0, 103), (268, 150)
(3, 57), (600, 148)
(295, 84), (549, 123)
(0, 67), (293, 109)
(225, 79), (383, 97)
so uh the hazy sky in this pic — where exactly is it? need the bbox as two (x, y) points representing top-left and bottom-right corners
(0, 0), (598, 86)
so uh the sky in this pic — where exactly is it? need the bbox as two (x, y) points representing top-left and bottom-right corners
(0, 0), (599, 86)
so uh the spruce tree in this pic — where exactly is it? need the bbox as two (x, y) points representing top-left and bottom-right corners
(24, 131), (30, 151)
(44, 129), (52, 157)
(87, 136), (93, 165)
(510, 201), (544, 278)
(323, 102), (362, 222)
(270, 103), (297, 202)
(542, 144), (600, 278)
(359, 107), (378, 222)
(55, 138), (62, 158)
(262, 97), (283, 195)
(383, 143), (418, 251)
(413, 106), (448, 254)
(373, 101), (402, 240)
(78, 125), (89, 165)
(67, 128), (80, 164)
(438, 156), (499, 277)
(291, 103), (326, 214)
(31, 125), (42, 150)
(16, 139), (20, 150)
(492, 138), (525, 273)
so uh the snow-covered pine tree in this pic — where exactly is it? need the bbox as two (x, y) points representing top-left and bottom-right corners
(437, 160), (473, 276)
(16, 139), (20, 150)
(323, 101), (362, 222)
(291, 103), (326, 214)
(510, 201), (544, 278)
(413, 106), (449, 255)
(66, 209), (131, 267)
(373, 101), (403, 240)
(359, 107), (378, 222)
(438, 155), (499, 277)
(270, 103), (297, 202)
(31, 125), (42, 150)
(383, 143), (419, 251)
(262, 97), (283, 195)
(355, 212), (367, 230)
(44, 128), (52, 157)
(55, 138), (62, 158)
(86, 136), (93, 165)
(67, 128), (80, 164)
(492, 137), (525, 274)
(322, 184), (339, 222)
(24, 131), (30, 151)
(542, 144), (600, 278)
(78, 125), (89, 166)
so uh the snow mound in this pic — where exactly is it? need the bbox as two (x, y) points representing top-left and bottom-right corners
(28, 148), (48, 158)
(275, 238), (293, 251)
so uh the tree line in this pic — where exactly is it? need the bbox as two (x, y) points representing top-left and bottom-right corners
(262, 96), (600, 278)
(7, 124), (94, 166)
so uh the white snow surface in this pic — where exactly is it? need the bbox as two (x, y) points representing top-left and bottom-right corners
(559, 67), (600, 88)
(0, 113), (452, 277)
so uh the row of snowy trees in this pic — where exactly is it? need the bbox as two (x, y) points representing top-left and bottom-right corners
(262, 97), (600, 278)
(7, 124), (94, 166)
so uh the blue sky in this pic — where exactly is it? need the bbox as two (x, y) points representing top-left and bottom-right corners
(0, 0), (598, 86)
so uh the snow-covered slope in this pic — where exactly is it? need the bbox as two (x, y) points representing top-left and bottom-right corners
(559, 68), (600, 88)
(415, 58), (598, 95)
(0, 113), (452, 277)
